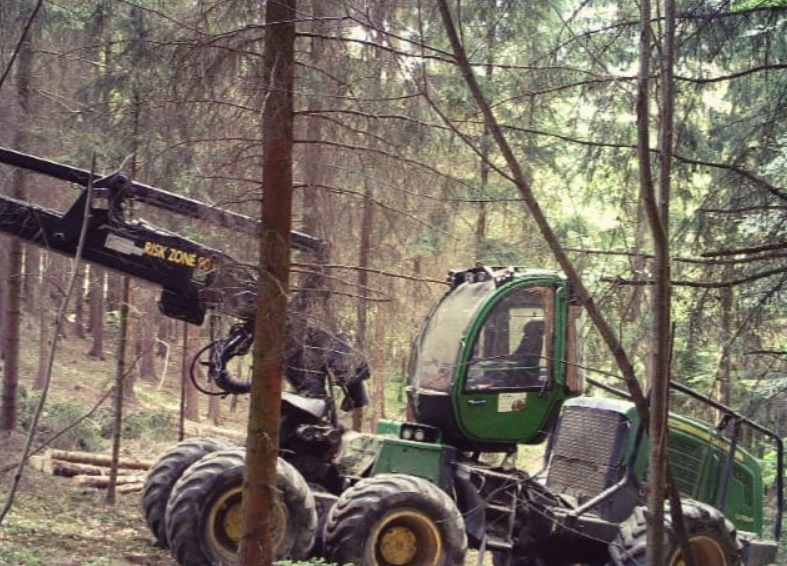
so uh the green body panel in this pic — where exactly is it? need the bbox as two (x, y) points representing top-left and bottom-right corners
(376, 419), (403, 437)
(370, 438), (450, 486)
(452, 274), (574, 444)
(661, 415), (764, 535)
(563, 398), (765, 535)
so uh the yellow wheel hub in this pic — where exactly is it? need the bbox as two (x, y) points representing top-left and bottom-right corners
(206, 487), (243, 563)
(272, 494), (289, 550)
(205, 487), (289, 561)
(373, 510), (442, 566)
(669, 535), (727, 566)
(380, 526), (419, 565)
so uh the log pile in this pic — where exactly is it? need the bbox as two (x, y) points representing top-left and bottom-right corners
(30, 450), (153, 494)
(184, 420), (245, 442)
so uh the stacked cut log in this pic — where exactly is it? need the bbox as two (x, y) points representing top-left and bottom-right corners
(30, 449), (153, 494)
(183, 420), (245, 442)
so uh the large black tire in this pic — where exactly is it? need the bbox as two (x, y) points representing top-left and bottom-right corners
(165, 448), (317, 566)
(308, 483), (337, 558)
(324, 474), (467, 566)
(142, 437), (230, 548)
(609, 501), (742, 566)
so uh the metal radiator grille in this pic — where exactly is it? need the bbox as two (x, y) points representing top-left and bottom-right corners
(546, 406), (630, 502)
(667, 434), (703, 495)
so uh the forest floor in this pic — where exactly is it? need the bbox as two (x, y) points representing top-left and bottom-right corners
(0, 317), (243, 566)
(0, 318), (489, 566)
(0, 431), (176, 566)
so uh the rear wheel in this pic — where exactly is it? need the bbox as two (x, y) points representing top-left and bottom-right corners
(165, 448), (317, 566)
(142, 437), (230, 547)
(609, 501), (741, 566)
(324, 474), (467, 566)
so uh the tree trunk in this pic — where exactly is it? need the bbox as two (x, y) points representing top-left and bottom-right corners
(73, 265), (87, 339)
(136, 288), (158, 382)
(0, 243), (6, 360)
(239, 1), (296, 564)
(87, 267), (106, 359)
(106, 274), (131, 505)
(2, 13), (34, 433)
(34, 253), (52, 390)
(23, 247), (38, 314)
(182, 324), (200, 423)
(207, 395), (222, 425)
(354, 184), (373, 432)
(716, 279), (734, 412)
(475, 0), (495, 262)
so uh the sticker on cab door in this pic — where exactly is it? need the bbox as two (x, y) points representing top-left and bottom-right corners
(499, 393), (527, 412)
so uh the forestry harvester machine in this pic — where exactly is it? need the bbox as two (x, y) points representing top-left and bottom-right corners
(1, 148), (784, 566)
(0, 146), (369, 550)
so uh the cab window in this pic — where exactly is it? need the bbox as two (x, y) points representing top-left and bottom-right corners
(466, 286), (554, 391)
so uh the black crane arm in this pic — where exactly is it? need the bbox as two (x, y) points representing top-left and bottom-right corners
(0, 146), (328, 395)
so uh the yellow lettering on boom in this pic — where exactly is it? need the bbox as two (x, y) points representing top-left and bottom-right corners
(143, 242), (167, 258)
(143, 241), (213, 272)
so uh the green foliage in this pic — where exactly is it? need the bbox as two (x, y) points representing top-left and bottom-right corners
(477, 238), (526, 265)
(17, 388), (106, 452)
(0, 546), (46, 566)
(732, 0), (787, 12)
(16, 389), (177, 450)
(96, 408), (178, 441)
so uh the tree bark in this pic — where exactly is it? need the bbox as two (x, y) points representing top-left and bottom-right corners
(106, 274), (131, 505)
(2, 10), (34, 433)
(182, 324), (200, 423)
(34, 254), (52, 390)
(87, 267), (106, 359)
(74, 265), (87, 339)
(354, 183), (373, 432)
(238, 1), (296, 564)
(207, 393), (222, 425)
(137, 287), (159, 382)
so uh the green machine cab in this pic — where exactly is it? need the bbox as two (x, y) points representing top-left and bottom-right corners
(322, 265), (783, 566)
(408, 266), (584, 450)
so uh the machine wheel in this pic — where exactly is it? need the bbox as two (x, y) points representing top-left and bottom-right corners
(308, 483), (337, 558)
(165, 448), (318, 566)
(323, 474), (467, 566)
(609, 501), (742, 566)
(142, 437), (230, 547)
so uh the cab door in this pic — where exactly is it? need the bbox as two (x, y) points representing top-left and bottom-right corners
(453, 281), (566, 444)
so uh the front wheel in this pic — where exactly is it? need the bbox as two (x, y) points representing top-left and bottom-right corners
(165, 448), (317, 566)
(142, 437), (230, 547)
(323, 474), (467, 566)
(609, 501), (742, 566)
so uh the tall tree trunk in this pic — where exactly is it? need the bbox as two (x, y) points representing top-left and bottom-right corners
(716, 278), (734, 412)
(0, 243), (6, 360)
(87, 267), (106, 359)
(639, 0), (676, 563)
(88, 0), (114, 361)
(207, 394), (221, 425)
(475, 0), (495, 261)
(239, 1), (296, 564)
(23, 247), (38, 314)
(301, 0), (327, 239)
(106, 275), (131, 505)
(35, 253), (52, 390)
(136, 290), (159, 382)
(2, 13), (34, 433)
(182, 324), (200, 423)
(354, 183), (373, 432)
(74, 266), (87, 339)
